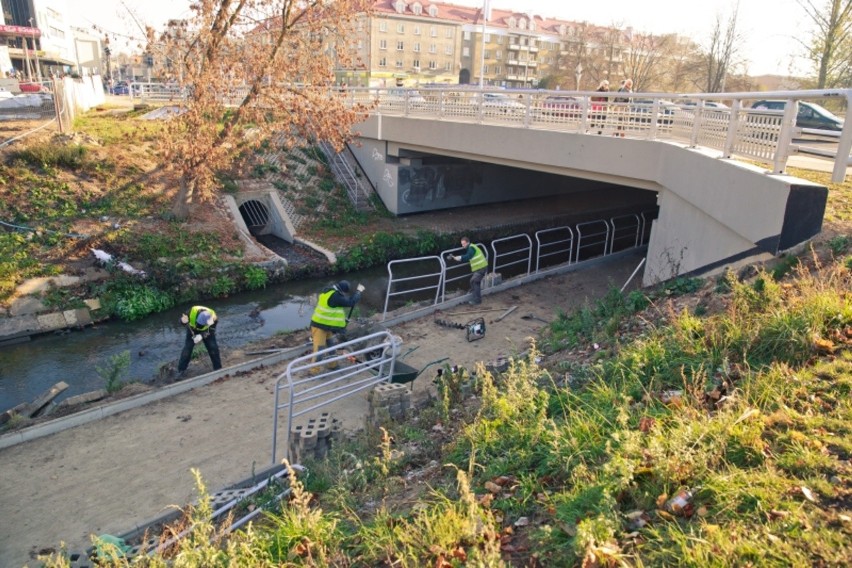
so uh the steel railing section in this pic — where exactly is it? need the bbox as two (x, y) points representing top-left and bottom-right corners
(383, 256), (444, 320)
(608, 214), (642, 254)
(439, 243), (490, 303)
(360, 86), (851, 182)
(576, 220), (611, 261)
(535, 226), (574, 273)
(272, 330), (399, 464)
(490, 234), (533, 279)
(113, 84), (851, 182)
(318, 140), (365, 209)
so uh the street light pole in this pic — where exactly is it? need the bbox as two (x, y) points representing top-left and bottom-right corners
(478, 0), (489, 88)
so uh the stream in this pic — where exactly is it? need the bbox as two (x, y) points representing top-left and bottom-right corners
(0, 266), (397, 411)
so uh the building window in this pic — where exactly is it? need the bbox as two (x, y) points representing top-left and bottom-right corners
(429, 5), (438, 17)
(429, 43), (436, 53)
(496, 50), (501, 60)
(379, 39), (387, 50)
(429, 60), (437, 70)
(397, 23), (405, 33)
(445, 27), (453, 38)
(494, 65), (501, 74)
(484, 33), (490, 42)
(413, 59), (420, 69)
(379, 57), (387, 67)
(444, 44), (453, 55)
(397, 40), (404, 51)
(463, 31), (471, 41)
(484, 50), (490, 59)
(379, 21), (387, 32)
(396, 60), (403, 68)
(444, 61), (451, 71)
(413, 25), (420, 35)
(496, 35), (503, 44)
(413, 4), (422, 15)
(462, 46), (470, 57)
(483, 65), (489, 74)
(414, 42), (420, 52)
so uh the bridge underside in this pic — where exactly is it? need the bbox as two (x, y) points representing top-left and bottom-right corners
(351, 115), (827, 285)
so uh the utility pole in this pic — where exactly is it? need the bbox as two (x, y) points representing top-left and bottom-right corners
(478, 0), (490, 88)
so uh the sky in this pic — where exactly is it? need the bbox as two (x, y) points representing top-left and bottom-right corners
(65, 0), (810, 76)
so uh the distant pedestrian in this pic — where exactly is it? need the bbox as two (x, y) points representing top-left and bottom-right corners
(614, 78), (633, 137)
(177, 306), (222, 376)
(447, 236), (488, 305)
(591, 79), (610, 134)
(310, 280), (364, 371)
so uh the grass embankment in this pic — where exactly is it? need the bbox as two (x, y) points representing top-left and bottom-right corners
(45, 172), (852, 566)
(0, 110), (455, 320)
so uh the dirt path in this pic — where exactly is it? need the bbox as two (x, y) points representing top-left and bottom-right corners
(0, 251), (643, 567)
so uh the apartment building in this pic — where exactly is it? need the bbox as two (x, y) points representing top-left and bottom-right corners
(0, 0), (76, 79)
(363, 1), (631, 89)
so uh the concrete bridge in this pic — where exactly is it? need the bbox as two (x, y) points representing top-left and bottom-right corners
(343, 87), (851, 285)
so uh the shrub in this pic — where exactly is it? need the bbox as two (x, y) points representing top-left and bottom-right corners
(11, 143), (88, 170)
(97, 350), (131, 393)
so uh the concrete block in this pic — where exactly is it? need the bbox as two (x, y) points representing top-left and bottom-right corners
(0, 314), (40, 340)
(8, 295), (46, 317)
(315, 420), (331, 439)
(74, 308), (93, 326)
(84, 298), (102, 311)
(63, 309), (78, 326)
(300, 428), (318, 450)
(57, 389), (108, 408)
(37, 312), (67, 332)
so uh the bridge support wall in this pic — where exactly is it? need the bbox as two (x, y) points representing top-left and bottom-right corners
(353, 115), (827, 285)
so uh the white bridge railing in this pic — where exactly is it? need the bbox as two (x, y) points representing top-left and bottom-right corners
(124, 83), (852, 183)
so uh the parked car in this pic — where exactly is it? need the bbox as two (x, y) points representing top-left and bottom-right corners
(751, 99), (844, 131)
(540, 95), (583, 118)
(479, 92), (526, 114)
(18, 81), (46, 93)
(629, 99), (678, 125)
(681, 100), (729, 109)
(112, 81), (131, 95)
(380, 88), (427, 109)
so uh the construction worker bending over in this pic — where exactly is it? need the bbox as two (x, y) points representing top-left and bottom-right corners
(310, 280), (364, 368)
(177, 305), (222, 376)
(448, 236), (487, 305)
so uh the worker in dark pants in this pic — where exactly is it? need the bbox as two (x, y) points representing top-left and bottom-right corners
(448, 236), (487, 305)
(310, 280), (364, 372)
(177, 305), (222, 376)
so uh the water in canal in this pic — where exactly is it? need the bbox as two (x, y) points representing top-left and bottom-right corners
(0, 267), (399, 411)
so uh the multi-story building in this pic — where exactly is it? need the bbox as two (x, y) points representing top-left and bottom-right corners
(363, 1), (635, 90)
(0, 0), (76, 80)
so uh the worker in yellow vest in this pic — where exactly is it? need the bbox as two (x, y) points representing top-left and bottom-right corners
(310, 280), (364, 368)
(177, 305), (221, 376)
(448, 236), (487, 305)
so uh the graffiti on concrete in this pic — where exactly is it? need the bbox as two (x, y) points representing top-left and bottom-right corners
(372, 148), (384, 161)
(398, 164), (483, 210)
(383, 168), (395, 188)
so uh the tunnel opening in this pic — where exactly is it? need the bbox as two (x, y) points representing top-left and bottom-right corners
(238, 199), (271, 235)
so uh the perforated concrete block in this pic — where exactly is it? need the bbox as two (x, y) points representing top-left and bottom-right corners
(300, 428), (318, 450)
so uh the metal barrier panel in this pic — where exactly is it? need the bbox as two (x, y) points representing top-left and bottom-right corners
(490, 233), (532, 279)
(272, 330), (398, 464)
(383, 256), (443, 320)
(608, 214), (642, 254)
(535, 226), (574, 272)
(576, 220), (610, 261)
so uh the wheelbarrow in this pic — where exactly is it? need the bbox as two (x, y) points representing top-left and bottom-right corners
(389, 357), (449, 387)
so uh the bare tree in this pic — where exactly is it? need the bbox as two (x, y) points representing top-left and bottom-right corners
(622, 31), (673, 92)
(703, 3), (744, 92)
(797, 0), (852, 88)
(157, 0), (372, 219)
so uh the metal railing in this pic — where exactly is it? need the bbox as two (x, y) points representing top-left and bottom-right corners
(383, 256), (444, 317)
(116, 83), (852, 182)
(318, 140), (370, 210)
(491, 234), (533, 279)
(380, 211), (654, 319)
(271, 330), (399, 464)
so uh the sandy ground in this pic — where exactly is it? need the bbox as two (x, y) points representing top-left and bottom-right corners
(0, 250), (644, 567)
